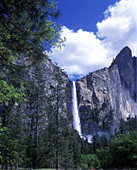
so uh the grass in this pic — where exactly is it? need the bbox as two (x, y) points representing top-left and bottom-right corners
(0, 166), (55, 170)
(19, 169), (55, 170)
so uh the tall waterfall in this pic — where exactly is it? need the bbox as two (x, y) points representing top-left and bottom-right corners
(72, 81), (82, 136)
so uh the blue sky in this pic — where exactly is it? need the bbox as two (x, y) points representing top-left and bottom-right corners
(50, 0), (137, 80)
(57, 0), (119, 32)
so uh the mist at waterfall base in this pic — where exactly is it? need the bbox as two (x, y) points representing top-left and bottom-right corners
(72, 81), (93, 143)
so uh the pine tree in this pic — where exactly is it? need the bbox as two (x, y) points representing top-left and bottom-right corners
(23, 63), (49, 169)
(0, 124), (19, 169)
(0, 0), (62, 104)
(92, 132), (100, 153)
(0, 0), (61, 60)
(0, 1), (62, 165)
(44, 64), (75, 169)
(99, 134), (108, 148)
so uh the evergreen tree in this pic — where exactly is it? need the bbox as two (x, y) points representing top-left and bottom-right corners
(92, 132), (100, 153)
(95, 131), (137, 169)
(0, 0), (62, 166)
(0, 0), (62, 104)
(119, 118), (127, 134)
(0, 0), (61, 60)
(99, 134), (108, 148)
(0, 124), (19, 169)
(45, 65), (70, 169)
(23, 63), (49, 169)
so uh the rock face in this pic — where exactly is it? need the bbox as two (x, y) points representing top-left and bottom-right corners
(76, 46), (137, 135)
(3, 46), (136, 136)
(27, 58), (72, 117)
(13, 58), (73, 127)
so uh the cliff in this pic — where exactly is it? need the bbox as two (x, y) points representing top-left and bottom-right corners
(25, 58), (72, 121)
(2, 46), (137, 137)
(76, 46), (137, 135)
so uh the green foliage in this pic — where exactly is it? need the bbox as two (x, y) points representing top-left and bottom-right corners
(118, 116), (137, 135)
(0, 0), (62, 105)
(0, 0), (62, 60)
(95, 131), (137, 169)
(81, 131), (137, 169)
(110, 131), (137, 168)
(0, 124), (19, 167)
(0, 1), (64, 169)
(96, 147), (111, 168)
(0, 80), (25, 104)
(81, 154), (100, 169)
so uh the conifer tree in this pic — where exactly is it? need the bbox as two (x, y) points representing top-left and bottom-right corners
(0, 124), (19, 169)
(44, 65), (75, 169)
(0, 1), (62, 167)
(23, 63), (49, 169)
(0, 0), (62, 104)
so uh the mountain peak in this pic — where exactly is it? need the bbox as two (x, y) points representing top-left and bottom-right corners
(115, 46), (132, 61)
(110, 46), (132, 68)
(120, 46), (131, 53)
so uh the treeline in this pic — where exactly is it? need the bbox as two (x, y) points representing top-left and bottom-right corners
(0, 59), (80, 169)
(0, 0), (66, 169)
(80, 131), (137, 169)
(0, 59), (137, 169)
(0, 107), (137, 169)
(80, 116), (137, 169)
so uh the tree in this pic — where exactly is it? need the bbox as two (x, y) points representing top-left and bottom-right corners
(95, 131), (137, 169)
(45, 65), (70, 169)
(0, 0), (62, 104)
(96, 147), (111, 168)
(21, 63), (49, 169)
(18, 63), (75, 169)
(0, 124), (19, 169)
(0, 0), (62, 168)
(99, 134), (109, 148)
(92, 132), (100, 153)
(81, 154), (100, 169)
(0, 0), (61, 60)
(110, 131), (137, 168)
(126, 115), (137, 131)
(119, 118), (127, 134)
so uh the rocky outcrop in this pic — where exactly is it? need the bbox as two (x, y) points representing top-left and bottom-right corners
(11, 57), (72, 128)
(27, 58), (72, 116)
(76, 47), (137, 135)
(3, 46), (136, 136)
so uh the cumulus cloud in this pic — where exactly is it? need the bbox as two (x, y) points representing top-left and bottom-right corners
(49, 0), (137, 79)
(97, 0), (137, 57)
(50, 27), (109, 75)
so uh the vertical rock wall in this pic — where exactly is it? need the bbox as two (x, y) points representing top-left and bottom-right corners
(76, 47), (137, 135)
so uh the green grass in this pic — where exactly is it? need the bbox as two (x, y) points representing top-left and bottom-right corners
(0, 166), (55, 170)
(19, 169), (55, 170)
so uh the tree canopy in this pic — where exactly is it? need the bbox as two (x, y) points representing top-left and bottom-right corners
(0, 0), (62, 104)
(0, 0), (61, 60)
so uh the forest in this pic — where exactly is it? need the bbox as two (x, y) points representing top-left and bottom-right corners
(0, 0), (137, 169)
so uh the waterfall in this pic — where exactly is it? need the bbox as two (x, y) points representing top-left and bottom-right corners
(72, 81), (82, 136)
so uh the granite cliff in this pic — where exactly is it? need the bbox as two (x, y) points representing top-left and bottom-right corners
(23, 58), (72, 124)
(76, 46), (137, 135)
(0, 56), (72, 131)
(1, 46), (136, 137)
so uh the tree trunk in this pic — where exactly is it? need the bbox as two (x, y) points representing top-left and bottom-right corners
(56, 85), (59, 170)
(6, 163), (9, 170)
(15, 164), (18, 170)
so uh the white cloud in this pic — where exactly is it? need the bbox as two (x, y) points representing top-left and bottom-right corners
(49, 0), (137, 79)
(50, 27), (110, 76)
(97, 0), (137, 57)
